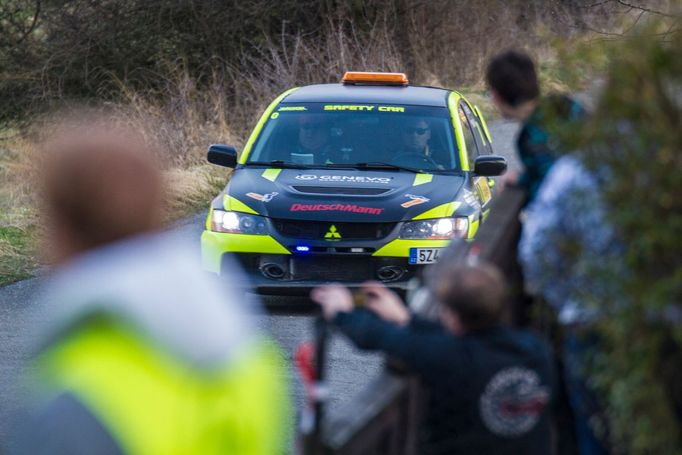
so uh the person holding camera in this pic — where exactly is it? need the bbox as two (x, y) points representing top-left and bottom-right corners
(311, 262), (556, 455)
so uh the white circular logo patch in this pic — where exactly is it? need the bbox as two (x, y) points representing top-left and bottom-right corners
(479, 367), (550, 437)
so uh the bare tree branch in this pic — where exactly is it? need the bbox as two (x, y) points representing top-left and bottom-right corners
(622, 9), (646, 35)
(15, 0), (41, 45)
(614, 0), (679, 18)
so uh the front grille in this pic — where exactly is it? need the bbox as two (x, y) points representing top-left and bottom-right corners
(226, 253), (418, 284)
(291, 186), (390, 196)
(290, 256), (374, 281)
(273, 219), (396, 240)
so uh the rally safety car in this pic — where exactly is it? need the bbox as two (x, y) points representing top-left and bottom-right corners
(201, 71), (506, 294)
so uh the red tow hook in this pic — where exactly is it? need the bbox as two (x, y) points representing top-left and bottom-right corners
(295, 341), (316, 391)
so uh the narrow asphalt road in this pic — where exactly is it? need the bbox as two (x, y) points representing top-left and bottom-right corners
(0, 120), (520, 446)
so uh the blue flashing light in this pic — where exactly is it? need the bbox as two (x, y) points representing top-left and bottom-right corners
(295, 245), (310, 253)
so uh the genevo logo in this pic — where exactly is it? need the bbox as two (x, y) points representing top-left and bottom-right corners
(290, 203), (384, 215)
(295, 175), (393, 184)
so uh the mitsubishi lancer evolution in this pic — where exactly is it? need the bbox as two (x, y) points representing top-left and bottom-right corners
(201, 71), (507, 294)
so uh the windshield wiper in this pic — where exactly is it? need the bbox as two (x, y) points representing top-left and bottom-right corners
(351, 162), (422, 173)
(246, 160), (312, 169)
(352, 162), (459, 175)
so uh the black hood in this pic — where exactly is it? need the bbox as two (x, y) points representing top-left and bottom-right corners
(223, 167), (465, 222)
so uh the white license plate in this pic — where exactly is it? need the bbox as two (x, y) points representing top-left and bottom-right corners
(409, 248), (443, 264)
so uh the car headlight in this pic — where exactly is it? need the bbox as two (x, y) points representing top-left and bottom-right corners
(210, 210), (269, 235)
(399, 217), (468, 240)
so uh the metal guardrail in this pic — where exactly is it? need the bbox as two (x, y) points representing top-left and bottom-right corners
(310, 187), (527, 455)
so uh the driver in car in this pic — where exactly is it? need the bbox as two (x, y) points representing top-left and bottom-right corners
(396, 118), (443, 169)
(292, 116), (336, 165)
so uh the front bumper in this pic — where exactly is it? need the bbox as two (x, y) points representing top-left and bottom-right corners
(237, 262), (416, 296)
(201, 231), (450, 294)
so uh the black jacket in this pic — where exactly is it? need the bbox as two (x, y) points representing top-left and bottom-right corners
(334, 310), (556, 455)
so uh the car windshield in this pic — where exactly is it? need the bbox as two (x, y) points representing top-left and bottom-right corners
(246, 103), (460, 172)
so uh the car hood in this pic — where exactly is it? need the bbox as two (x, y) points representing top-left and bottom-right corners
(222, 167), (465, 222)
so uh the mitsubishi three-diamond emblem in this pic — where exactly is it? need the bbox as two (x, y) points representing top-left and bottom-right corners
(324, 225), (342, 240)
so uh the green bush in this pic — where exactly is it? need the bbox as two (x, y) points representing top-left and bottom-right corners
(564, 20), (682, 454)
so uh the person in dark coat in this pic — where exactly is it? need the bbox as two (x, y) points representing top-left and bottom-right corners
(311, 262), (556, 455)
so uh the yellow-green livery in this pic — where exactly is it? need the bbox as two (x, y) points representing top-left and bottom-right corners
(202, 72), (506, 294)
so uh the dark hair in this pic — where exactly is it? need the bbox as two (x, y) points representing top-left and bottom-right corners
(486, 50), (539, 107)
(430, 262), (507, 331)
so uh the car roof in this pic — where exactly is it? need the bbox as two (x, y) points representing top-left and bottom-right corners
(282, 83), (451, 107)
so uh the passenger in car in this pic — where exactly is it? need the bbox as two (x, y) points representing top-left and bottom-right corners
(394, 118), (445, 169)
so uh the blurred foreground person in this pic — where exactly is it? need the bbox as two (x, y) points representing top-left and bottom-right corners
(486, 50), (586, 203)
(311, 263), (556, 455)
(13, 123), (290, 454)
(519, 152), (616, 455)
(519, 26), (682, 454)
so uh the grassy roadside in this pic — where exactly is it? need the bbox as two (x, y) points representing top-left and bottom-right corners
(0, 226), (36, 285)
(0, 116), (232, 287)
(163, 165), (230, 223)
(0, 132), (34, 286)
(0, 68), (241, 287)
(0, 162), (228, 287)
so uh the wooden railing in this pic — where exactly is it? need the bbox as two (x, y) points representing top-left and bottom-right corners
(305, 187), (527, 455)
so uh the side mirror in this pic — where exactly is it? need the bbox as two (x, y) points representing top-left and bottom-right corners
(207, 144), (238, 168)
(474, 155), (507, 176)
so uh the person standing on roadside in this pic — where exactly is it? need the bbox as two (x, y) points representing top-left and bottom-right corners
(311, 262), (556, 455)
(486, 50), (586, 203)
(12, 120), (290, 455)
(519, 151), (620, 455)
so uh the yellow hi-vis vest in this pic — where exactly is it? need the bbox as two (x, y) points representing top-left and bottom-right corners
(35, 317), (291, 455)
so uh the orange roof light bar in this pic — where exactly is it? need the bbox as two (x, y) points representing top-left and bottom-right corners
(342, 71), (409, 85)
